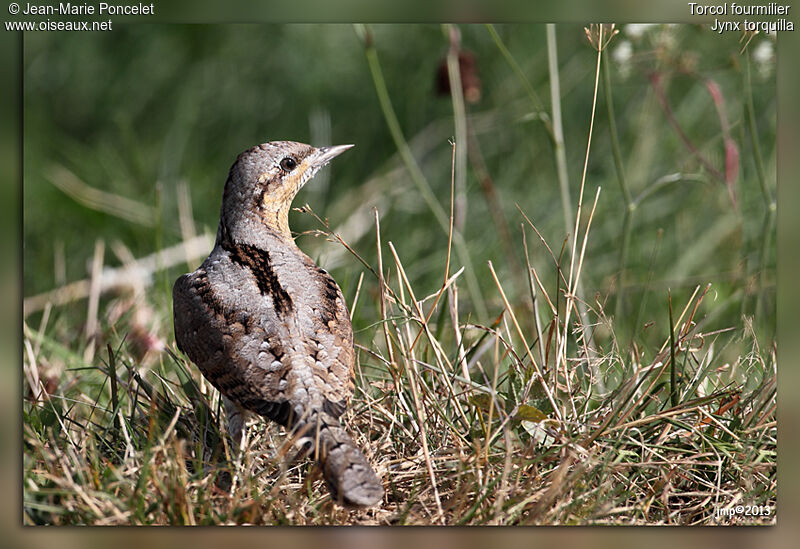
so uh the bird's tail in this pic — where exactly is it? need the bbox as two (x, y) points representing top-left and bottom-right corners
(292, 410), (383, 508)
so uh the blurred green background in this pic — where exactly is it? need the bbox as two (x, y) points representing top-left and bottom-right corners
(23, 24), (776, 360)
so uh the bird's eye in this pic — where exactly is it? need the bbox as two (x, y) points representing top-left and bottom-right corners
(280, 157), (297, 172)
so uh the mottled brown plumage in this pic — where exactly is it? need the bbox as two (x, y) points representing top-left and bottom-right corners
(173, 141), (383, 507)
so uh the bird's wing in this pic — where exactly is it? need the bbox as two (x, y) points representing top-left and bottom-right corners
(303, 264), (356, 416)
(172, 264), (294, 423)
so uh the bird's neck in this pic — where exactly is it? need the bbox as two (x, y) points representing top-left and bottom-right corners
(217, 206), (297, 251)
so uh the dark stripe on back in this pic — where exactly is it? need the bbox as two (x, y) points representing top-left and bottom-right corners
(220, 238), (293, 315)
(315, 267), (341, 325)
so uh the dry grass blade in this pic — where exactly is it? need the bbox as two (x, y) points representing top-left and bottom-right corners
(23, 234), (214, 316)
(47, 164), (157, 226)
(386, 243), (446, 524)
(488, 261), (562, 421)
(83, 239), (105, 363)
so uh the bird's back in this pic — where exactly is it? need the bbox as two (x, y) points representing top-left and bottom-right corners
(173, 233), (355, 425)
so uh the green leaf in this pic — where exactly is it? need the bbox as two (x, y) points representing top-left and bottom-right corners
(469, 393), (505, 413)
(515, 404), (547, 422)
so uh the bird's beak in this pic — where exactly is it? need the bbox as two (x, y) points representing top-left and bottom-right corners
(311, 144), (354, 168)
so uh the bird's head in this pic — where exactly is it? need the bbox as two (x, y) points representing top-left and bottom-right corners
(218, 141), (353, 244)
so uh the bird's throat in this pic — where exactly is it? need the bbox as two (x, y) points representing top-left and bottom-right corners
(259, 200), (294, 242)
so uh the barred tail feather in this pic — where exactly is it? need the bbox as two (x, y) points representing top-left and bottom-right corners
(296, 411), (383, 508)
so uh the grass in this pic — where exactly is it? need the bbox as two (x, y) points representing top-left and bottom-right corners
(22, 24), (776, 525)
